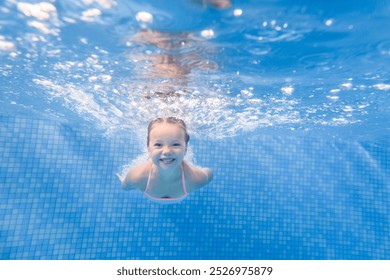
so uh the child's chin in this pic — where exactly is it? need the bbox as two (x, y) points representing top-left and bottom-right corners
(159, 159), (181, 168)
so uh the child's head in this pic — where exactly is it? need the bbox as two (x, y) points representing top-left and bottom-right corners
(147, 117), (190, 169)
(147, 117), (190, 148)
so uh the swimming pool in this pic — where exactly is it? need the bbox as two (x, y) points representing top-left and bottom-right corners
(1, 0), (389, 259)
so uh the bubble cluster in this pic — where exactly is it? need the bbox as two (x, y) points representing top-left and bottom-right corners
(1, 0), (389, 139)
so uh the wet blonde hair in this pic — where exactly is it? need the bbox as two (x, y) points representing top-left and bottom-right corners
(147, 117), (190, 147)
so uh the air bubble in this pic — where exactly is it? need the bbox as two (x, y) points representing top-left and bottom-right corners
(201, 29), (214, 38)
(233, 9), (243, 17)
(135, 11), (153, 23)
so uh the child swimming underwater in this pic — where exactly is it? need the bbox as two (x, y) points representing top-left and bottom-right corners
(118, 117), (213, 203)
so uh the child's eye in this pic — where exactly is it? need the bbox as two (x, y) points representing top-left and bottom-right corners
(172, 143), (181, 147)
(154, 143), (162, 148)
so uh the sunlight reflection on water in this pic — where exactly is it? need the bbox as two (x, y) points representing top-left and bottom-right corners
(1, 0), (389, 139)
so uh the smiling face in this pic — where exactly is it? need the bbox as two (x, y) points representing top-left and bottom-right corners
(147, 122), (187, 170)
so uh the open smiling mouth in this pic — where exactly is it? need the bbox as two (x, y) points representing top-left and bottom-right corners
(160, 158), (175, 163)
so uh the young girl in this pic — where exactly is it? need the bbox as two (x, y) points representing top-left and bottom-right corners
(118, 117), (213, 203)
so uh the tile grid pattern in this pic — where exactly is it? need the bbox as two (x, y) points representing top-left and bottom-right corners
(1, 114), (389, 259)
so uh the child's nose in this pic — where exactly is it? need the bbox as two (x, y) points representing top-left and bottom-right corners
(162, 146), (173, 154)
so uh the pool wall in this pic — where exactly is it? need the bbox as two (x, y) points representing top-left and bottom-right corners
(1, 114), (389, 259)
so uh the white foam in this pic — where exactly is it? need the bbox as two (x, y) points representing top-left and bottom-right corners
(0, 36), (15, 51)
(28, 21), (59, 35)
(373, 83), (390, 90)
(17, 2), (57, 21)
(84, 0), (117, 9)
(81, 8), (102, 22)
(281, 86), (294, 95)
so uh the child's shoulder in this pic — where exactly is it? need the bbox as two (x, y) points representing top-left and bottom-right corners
(125, 161), (151, 189)
(183, 161), (213, 191)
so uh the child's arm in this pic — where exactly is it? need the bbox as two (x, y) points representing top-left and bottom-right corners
(119, 161), (150, 191)
(116, 173), (136, 190)
(199, 167), (213, 184)
(184, 161), (213, 191)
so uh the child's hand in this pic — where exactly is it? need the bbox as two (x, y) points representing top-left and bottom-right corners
(116, 173), (124, 183)
(116, 173), (135, 190)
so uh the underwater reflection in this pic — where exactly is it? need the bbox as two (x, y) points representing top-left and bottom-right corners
(194, 0), (232, 9)
(128, 29), (218, 90)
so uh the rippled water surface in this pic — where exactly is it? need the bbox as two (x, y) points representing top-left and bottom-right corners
(1, 0), (389, 139)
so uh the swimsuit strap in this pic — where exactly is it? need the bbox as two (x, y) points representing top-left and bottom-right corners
(145, 164), (153, 193)
(181, 164), (188, 194)
(145, 164), (187, 196)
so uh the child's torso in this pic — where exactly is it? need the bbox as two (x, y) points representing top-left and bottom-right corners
(144, 164), (188, 201)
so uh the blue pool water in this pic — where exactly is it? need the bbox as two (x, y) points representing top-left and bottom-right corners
(1, 0), (390, 259)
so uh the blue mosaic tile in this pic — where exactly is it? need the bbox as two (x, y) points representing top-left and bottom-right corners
(1, 114), (389, 259)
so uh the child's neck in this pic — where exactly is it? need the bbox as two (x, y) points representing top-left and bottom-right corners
(154, 164), (182, 181)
